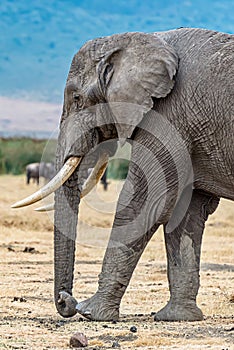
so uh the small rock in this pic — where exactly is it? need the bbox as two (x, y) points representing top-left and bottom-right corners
(70, 332), (88, 348)
(7, 246), (15, 252)
(19, 297), (27, 302)
(23, 246), (36, 253)
(112, 341), (120, 348)
(130, 326), (137, 333)
(225, 326), (234, 332)
(12, 296), (26, 302)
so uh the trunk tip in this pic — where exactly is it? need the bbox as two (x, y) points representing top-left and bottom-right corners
(56, 291), (78, 318)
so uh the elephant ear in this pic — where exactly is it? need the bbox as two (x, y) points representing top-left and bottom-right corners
(97, 33), (178, 142)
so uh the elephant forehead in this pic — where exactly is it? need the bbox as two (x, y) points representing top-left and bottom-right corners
(79, 33), (131, 60)
(68, 58), (96, 90)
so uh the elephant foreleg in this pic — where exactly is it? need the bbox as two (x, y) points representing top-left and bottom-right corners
(154, 189), (219, 321)
(76, 160), (160, 320)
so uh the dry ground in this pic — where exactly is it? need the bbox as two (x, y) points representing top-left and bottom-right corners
(0, 175), (233, 349)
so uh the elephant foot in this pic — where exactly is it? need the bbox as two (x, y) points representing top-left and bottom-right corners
(153, 300), (204, 322)
(76, 292), (120, 321)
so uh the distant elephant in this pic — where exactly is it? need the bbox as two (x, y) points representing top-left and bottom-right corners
(39, 162), (55, 182)
(26, 163), (40, 185)
(100, 168), (109, 191)
(26, 162), (55, 185)
(14, 28), (233, 322)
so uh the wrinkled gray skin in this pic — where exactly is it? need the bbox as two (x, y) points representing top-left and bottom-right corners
(54, 28), (234, 322)
(26, 162), (55, 185)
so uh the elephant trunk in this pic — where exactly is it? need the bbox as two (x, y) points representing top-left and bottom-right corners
(54, 171), (80, 317)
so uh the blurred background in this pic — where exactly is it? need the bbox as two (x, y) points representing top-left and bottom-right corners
(0, 0), (233, 176)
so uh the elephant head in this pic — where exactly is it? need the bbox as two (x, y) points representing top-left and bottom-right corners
(64, 32), (178, 142)
(12, 32), (178, 317)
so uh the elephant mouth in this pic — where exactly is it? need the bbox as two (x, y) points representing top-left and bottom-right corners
(11, 153), (109, 209)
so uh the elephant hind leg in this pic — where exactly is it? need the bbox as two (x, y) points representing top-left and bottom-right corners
(154, 189), (219, 322)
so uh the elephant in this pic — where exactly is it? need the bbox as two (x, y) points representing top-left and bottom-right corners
(26, 162), (55, 185)
(39, 162), (55, 183)
(26, 162), (40, 184)
(100, 168), (109, 190)
(13, 28), (234, 322)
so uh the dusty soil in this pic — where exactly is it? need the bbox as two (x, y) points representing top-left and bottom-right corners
(0, 175), (233, 349)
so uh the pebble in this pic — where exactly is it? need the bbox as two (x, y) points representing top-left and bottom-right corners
(23, 246), (36, 253)
(12, 297), (27, 302)
(69, 332), (88, 348)
(130, 326), (137, 333)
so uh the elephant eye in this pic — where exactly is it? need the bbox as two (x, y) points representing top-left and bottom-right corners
(73, 93), (83, 109)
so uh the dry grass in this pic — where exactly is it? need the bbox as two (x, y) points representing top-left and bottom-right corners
(0, 175), (233, 349)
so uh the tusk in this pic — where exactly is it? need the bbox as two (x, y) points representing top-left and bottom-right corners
(34, 203), (55, 212)
(34, 153), (109, 212)
(11, 157), (81, 208)
(81, 153), (108, 198)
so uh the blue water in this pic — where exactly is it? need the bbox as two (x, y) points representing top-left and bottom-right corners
(0, 0), (234, 103)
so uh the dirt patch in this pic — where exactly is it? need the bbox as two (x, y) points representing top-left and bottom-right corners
(0, 175), (233, 349)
